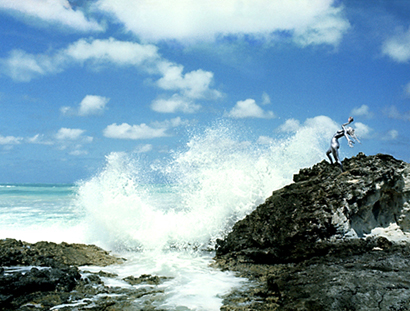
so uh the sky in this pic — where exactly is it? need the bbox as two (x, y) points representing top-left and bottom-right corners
(1, 0), (410, 183)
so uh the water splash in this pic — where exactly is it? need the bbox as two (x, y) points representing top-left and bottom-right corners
(77, 118), (336, 251)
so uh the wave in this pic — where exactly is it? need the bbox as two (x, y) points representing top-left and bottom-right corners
(76, 118), (336, 251)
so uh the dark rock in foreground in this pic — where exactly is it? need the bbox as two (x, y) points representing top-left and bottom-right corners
(216, 153), (410, 310)
(0, 239), (169, 311)
(0, 239), (124, 268)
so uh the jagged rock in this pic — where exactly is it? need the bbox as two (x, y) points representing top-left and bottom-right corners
(0, 239), (169, 311)
(216, 153), (410, 263)
(216, 153), (410, 310)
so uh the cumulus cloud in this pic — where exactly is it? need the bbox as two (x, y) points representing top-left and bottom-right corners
(64, 37), (159, 66)
(61, 95), (110, 116)
(156, 62), (222, 100)
(0, 134), (23, 145)
(103, 117), (185, 139)
(0, 49), (60, 82)
(26, 134), (54, 145)
(134, 144), (153, 153)
(382, 28), (410, 62)
(225, 98), (275, 119)
(382, 129), (398, 141)
(0, 0), (103, 32)
(354, 122), (371, 139)
(103, 123), (167, 140)
(151, 95), (201, 113)
(351, 104), (374, 119)
(95, 0), (349, 46)
(385, 106), (410, 121)
(278, 115), (339, 139)
(0, 38), (221, 112)
(54, 128), (93, 155)
(0, 38), (161, 82)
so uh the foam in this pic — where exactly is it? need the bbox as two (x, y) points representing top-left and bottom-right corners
(76, 119), (334, 251)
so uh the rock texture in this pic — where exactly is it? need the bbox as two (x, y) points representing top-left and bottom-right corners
(216, 153), (410, 310)
(0, 239), (169, 311)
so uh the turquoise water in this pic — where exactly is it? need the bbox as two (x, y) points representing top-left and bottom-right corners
(0, 122), (332, 310)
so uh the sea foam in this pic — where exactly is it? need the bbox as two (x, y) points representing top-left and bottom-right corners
(77, 118), (336, 251)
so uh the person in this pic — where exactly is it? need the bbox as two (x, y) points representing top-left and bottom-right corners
(326, 116), (360, 171)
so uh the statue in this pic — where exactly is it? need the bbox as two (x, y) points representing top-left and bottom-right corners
(326, 117), (360, 171)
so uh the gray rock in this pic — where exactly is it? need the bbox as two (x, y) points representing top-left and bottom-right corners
(216, 153), (410, 310)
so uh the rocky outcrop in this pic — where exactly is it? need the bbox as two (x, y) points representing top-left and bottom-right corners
(0, 239), (124, 268)
(216, 153), (410, 310)
(0, 239), (169, 311)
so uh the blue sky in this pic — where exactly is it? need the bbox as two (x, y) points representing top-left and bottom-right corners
(0, 0), (410, 183)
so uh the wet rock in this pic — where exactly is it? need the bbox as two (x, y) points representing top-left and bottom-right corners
(0, 239), (169, 310)
(216, 153), (410, 310)
(0, 239), (124, 267)
(216, 153), (410, 263)
(123, 274), (172, 286)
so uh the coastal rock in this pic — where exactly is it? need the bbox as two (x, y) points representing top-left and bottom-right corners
(0, 239), (124, 267)
(216, 153), (410, 263)
(216, 153), (410, 310)
(0, 239), (168, 310)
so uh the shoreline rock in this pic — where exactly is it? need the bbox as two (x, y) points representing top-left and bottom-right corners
(0, 239), (169, 311)
(215, 153), (410, 310)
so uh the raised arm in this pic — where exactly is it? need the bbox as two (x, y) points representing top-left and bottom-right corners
(341, 116), (354, 129)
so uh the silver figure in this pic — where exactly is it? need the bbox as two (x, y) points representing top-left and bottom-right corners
(326, 117), (360, 171)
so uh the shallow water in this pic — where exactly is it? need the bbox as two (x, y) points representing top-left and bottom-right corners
(0, 121), (334, 309)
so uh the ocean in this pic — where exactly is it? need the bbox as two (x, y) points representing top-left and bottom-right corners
(0, 122), (333, 310)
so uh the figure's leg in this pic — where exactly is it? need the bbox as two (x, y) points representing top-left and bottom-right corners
(332, 148), (343, 171)
(326, 149), (333, 164)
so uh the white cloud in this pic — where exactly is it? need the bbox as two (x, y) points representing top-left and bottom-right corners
(62, 95), (110, 116)
(382, 129), (398, 141)
(55, 128), (93, 144)
(95, 0), (349, 46)
(79, 95), (109, 116)
(26, 134), (54, 145)
(135, 144), (153, 153)
(385, 105), (410, 121)
(226, 98), (275, 119)
(353, 122), (371, 139)
(261, 92), (271, 105)
(0, 0), (103, 32)
(0, 134), (22, 145)
(382, 28), (410, 63)
(103, 117), (186, 139)
(0, 49), (60, 82)
(351, 104), (374, 119)
(103, 123), (168, 140)
(151, 95), (201, 113)
(278, 115), (339, 138)
(55, 128), (85, 140)
(0, 38), (221, 113)
(64, 37), (159, 66)
(0, 38), (159, 82)
(156, 62), (222, 100)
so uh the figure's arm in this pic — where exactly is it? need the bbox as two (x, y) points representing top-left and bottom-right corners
(341, 116), (354, 128)
(344, 132), (354, 147)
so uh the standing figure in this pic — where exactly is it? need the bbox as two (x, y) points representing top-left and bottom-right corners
(326, 117), (360, 171)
